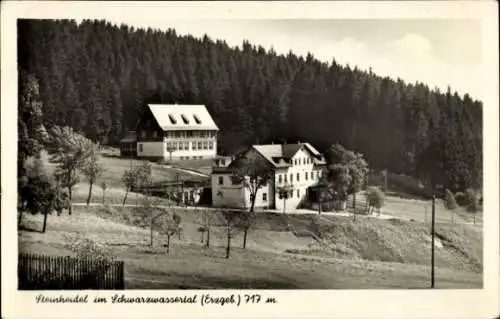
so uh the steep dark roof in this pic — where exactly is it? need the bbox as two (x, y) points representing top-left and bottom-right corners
(251, 143), (326, 168)
(120, 131), (137, 143)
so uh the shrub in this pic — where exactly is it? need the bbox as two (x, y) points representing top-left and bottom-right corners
(365, 186), (385, 214)
(455, 191), (466, 206)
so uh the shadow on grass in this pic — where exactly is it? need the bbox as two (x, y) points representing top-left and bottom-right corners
(18, 224), (42, 233)
(126, 273), (302, 289)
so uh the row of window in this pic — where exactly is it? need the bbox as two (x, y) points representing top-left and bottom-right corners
(167, 141), (214, 151)
(180, 156), (203, 160)
(260, 189), (301, 201)
(139, 130), (217, 139)
(277, 171), (321, 184)
(293, 157), (313, 166)
(216, 176), (304, 201)
(278, 189), (302, 199)
(165, 130), (216, 138)
(218, 176), (238, 186)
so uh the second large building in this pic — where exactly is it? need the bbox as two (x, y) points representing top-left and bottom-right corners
(132, 104), (219, 160)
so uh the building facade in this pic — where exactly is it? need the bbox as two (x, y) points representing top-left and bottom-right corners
(211, 142), (327, 212)
(130, 104), (219, 160)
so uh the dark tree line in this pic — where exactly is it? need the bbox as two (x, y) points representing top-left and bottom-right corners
(17, 19), (482, 192)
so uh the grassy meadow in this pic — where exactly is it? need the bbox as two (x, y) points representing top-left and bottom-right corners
(18, 149), (483, 289)
(19, 203), (482, 289)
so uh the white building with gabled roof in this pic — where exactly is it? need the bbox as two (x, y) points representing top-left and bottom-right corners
(130, 104), (219, 161)
(211, 142), (327, 211)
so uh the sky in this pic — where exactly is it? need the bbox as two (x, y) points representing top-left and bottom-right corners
(91, 18), (484, 101)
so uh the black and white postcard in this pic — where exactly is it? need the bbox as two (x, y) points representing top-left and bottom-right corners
(2, 1), (499, 319)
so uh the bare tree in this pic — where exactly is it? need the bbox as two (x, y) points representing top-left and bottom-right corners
(100, 180), (108, 205)
(197, 208), (214, 248)
(164, 213), (182, 254)
(230, 151), (273, 248)
(50, 126), (94, 215)
(443, 189), (458, 223)
(81, 148), (104, 206)
(465, 188), (480, 225)
(221, 210), (242, 259)
(166, 146), (175, 164)
(121, 168), (137, 206)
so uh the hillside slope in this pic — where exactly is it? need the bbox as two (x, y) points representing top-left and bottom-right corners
(19, 208), (482, 289)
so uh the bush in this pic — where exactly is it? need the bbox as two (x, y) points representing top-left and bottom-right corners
(365, 186), (385, 214)
(455, 191), (466, 206)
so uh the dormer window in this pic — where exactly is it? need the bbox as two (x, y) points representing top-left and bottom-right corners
(181, 114), (190, 124)
(168, 114), (177, 124)
(193, 114), (202, 124)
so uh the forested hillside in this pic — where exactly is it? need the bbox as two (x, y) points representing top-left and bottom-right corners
(17, 19), (482, 192)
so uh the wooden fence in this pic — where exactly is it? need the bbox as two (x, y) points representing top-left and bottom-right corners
(18, 253), (125, 290)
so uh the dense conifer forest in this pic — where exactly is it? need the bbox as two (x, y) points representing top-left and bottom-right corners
(17, 19), (483, 192)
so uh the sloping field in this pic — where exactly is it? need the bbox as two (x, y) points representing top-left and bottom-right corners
(38, 151), (200, 188)
(18, 203), (482, 289)
(298, 215), (482, 273)
(345, 192), (482, 226)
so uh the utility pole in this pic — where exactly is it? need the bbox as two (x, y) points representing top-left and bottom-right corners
(431, 194), (436, 288)
(384, 168), (388, 194)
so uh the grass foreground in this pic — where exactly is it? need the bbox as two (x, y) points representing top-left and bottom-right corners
(18, 204), (482, 289)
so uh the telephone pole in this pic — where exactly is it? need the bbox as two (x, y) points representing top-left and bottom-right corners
(431, 194), (436, 288)
(384, 168), (388, 194)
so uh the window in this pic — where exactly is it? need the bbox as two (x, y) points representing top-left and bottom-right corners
(209, 141), (214, 149)
(179, 142), (184, 150)
(290, 174), (293, 182)
(231, 177), (239, 185)
(139, 144), (143, 152)
(294, 159), (297, 165)
(297, 189), (300, 198)
(186, 156), (190, 160)
(221, 159), (226, 166)
(198, 141), (202, 149)
(193, 114), (202, 124)
(184, 142), (189, 150)
(187, 131), (193, 137)
(284, 174), (288, 183)
(180, 156), (184, 160)
(317, 171), (320, 179)
(192, 142), (197, 150)
(218, 176), (224, 185)
(181, 114), (190, 124)
(262, 193), (267, 201)
(305, 172), (308, 180)
(296, 173), (300, 181)
(289, 190), (293, 198)
(278, 174), (282, 184)
(168, 114), (177, 124)
(203, 141), (208, 149)
(166, 142), (172, 149)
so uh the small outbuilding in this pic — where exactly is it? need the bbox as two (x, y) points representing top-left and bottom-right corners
(119, 131), (137, 157)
